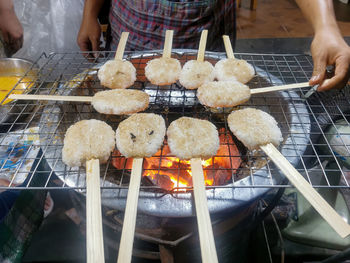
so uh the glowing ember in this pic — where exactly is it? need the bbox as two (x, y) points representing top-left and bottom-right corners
(112, 128), (242, 190)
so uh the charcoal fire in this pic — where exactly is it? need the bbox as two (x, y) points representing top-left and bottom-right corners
(112, 128), (242, 190)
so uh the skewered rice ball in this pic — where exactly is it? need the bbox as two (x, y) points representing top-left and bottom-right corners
(227, 108), (283, 150)
(167, 117), (220, 160)
(179, 60), (215, 89)
(116, 113), (166, 158)
(215, 58), (255, 84)
(145, 57), (181, 85)
(62, 119), (115, 167)
(91, 89), (149, 115)
(98, 60), (136, 89)
(197, 80), (251, 108)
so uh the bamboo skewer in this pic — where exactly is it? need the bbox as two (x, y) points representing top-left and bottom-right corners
(117, 158), (143, 263)
(162, 30), (174, 59)
(260, 143), (350, 238)
(86, 159), (105, 263)
(8, 94), (93, 102)
(250, 81), (310, 94)
(223, 35), (235, 59)
(190, 158), (219, 263)
(9, 81), (311, 102)
(115, 32), (129, 60)
(197, 30), (208, 62)
(9, 81), (312, 103)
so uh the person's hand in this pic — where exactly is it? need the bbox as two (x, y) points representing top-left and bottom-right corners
(309, 28), (350, 91)
(77, 16), (101, 60)
(0, 7), (23, 56)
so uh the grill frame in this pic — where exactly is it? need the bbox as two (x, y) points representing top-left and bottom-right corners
(0, 50), (349, 216)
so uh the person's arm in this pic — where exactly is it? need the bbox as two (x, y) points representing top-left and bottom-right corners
(0, 0), (23, 56)
(77, 0), (105, 58)
(296, 0), (350, 91)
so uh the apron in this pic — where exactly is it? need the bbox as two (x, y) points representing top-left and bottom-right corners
(108, 0), (236, 52)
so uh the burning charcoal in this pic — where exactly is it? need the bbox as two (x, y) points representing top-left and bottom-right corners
(214, 169), (232, 186)
(145, 173), (174, 190)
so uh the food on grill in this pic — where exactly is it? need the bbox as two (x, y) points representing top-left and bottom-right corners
(62, 119), (113, 261)
(115, 113), (166, 262)
(228, 108), (350, 238)
(144, 30), (181, 86)
(167, 116), (220, 261)
(91, 89), (149, 115)
(167, 117), (220, 160)
(116, 113), (166, 158)
(227, 108), (283, 150)
(178, 30), (214, 90)
(215, 58), (255, 84)
(62, 119), (115, 167)
(145, 57), (181, 85)
(179, 60), (215, 90)
(97, 59), (136, 89)
(197, 80), (251, 108)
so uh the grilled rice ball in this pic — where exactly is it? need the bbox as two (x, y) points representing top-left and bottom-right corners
(145, 57), (181, 85)
(116, 113), (166, 158)
(167, 117), (220, 160)
(179, 60), (215, 90)
(62, 119), (115, 167)
(91, 89), (149, 115)
(227, 108), (283, 150)
(215, 58), (255, 84)
(98, 59), (136, 89)
(197, 80), (251, 108)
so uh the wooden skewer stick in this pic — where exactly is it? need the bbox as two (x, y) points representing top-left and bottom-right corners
(197, 30), (208, 62)
(250, 81), (310, 94)
(223, 35), (235, 59)
(260, 143), (350, 238)
(190, 158), (219, 263)
(115, 32), (129, 60)
(8, 94), (93, 102)
(162, 30), (174, 59)
(117, 158), (143, 263)
(9, 81), (312, 102)
(86, 159), (105, 263)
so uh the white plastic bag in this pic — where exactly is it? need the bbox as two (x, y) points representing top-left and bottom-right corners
(13, 0), (84, 63)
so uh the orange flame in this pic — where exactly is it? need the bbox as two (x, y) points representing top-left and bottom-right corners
(112, 128), (241, 191)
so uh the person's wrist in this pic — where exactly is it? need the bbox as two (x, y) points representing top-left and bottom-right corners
(314, 19), (341, 35)
(85, 10), (99, 20)
(81, 12), (100, 27)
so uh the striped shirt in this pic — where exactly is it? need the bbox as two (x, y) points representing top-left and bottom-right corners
(108, 0), (236, 52)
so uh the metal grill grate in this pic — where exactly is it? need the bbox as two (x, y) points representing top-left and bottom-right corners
(1, 50), (350, 194)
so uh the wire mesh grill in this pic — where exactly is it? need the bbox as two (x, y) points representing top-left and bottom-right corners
(1, 50), (350, 193)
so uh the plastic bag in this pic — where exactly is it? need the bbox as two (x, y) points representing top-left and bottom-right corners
(13, 0), (84, 64)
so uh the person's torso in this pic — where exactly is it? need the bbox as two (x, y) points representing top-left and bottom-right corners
(108, 0), (236, 51)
